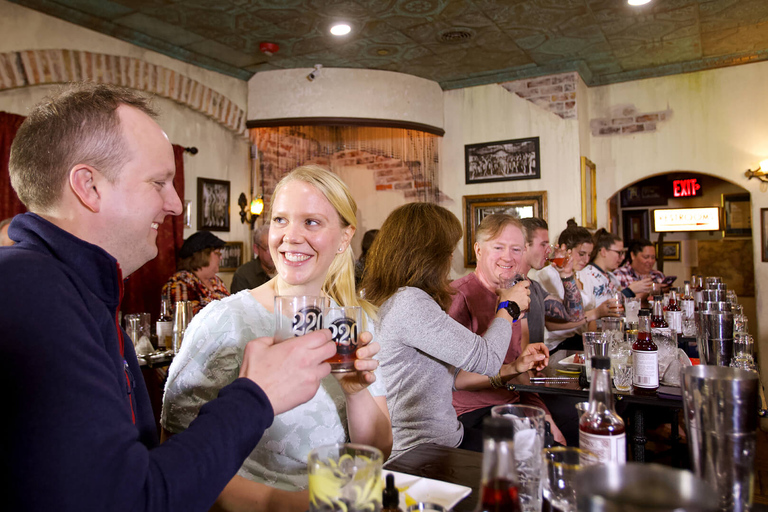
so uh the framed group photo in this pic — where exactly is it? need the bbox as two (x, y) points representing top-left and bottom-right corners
(465, 137), (540, 184)
(655, 241), (681, 261)
(462, 191), (548, 267)
(219, 241), (243, 272)
(197, 178), (230, 231)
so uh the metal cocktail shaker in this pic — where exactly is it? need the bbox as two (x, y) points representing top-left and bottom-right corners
(681, 365), (759, 512)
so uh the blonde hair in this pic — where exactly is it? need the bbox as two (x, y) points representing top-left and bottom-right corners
(475, 214), (522, 244)
(271, 165), (377, 321)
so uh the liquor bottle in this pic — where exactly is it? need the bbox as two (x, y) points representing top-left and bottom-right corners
(632, 309), (659, 396)
(578, 355), (626, 464)
(474, 417), (522, 512)
(693, 275), (704, 310)
(156, 294), (173, 350)
(680, 281), (695, 318)
(382, 473), (403, 512)
(664, 289), (682, 334)
(650, 296), (668, 328)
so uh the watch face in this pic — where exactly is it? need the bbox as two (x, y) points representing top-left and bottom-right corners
(506, 302), (520, 320)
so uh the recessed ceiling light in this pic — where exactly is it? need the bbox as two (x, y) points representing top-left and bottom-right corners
(628, 0), (651, 5)
(330, 23), (351, 36)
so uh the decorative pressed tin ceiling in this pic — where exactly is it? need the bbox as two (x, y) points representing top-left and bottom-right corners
(10, 0), (768, 89)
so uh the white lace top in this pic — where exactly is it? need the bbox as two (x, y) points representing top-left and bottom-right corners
(161, 290), (386, 490)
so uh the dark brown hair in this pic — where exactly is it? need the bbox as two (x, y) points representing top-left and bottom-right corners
(9, 82), (156, 212)
(178, 247), (215, 272)
(362, 203), (462, 311)
(591, 228), (622, 261)
(557, 218), (593, 249)
(520, 217), (548, 244)
(622, 238), (653, 267)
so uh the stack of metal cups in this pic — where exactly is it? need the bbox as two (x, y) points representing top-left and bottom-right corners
(682, 365), (759, 512)
(695, 279), (734, 367)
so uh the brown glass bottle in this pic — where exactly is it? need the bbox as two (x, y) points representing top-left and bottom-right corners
(156, 294), (173, 350)
(579, 355), (626, 464)
(650, 296), (668, 328)
(382, 473), (403, 512)
(474, 417), (522, 512)
(632, 309), (659, 395)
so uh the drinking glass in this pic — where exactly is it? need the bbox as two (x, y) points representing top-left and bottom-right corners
(491, 404), (546, 512)
(324, 306), (362, 373)
(726, 289), (739, 305)
(731, 333), (757, 372)
(583, 332), (608, 382)
(308, 443), (383, 512)
(546, 245), (569, 268)
(542, 447), (597, 512)
(613, 362), (632, 391)
(274, 296), (328, 343)
(501, 273), (525, 289)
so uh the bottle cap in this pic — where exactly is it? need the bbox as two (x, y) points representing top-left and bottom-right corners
(383, 473), (399, 508)
(482, 417), (514, 440)
(639, 309), (651, 316)
(592, 356), (610, 370)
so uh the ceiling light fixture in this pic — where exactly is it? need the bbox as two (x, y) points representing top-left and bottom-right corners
(330, 23), (351, 36)
(628, 0), (652, 5)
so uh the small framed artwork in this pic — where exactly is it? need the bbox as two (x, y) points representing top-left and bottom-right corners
(623, 209), (650, 241)
(462, 191), (548, 267)
(464, 137), (540, 184)
(762, 208), (768, 262)
(197, 178), (230, 231)
(722, 193), (751, 237)
(219, 241), (243, 272)
(655, 241), (681, 261)
(581, 157), (597, 229)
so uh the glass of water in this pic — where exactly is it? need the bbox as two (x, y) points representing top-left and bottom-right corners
(542, 447), (597, 512)
(491, 404), (546, 512)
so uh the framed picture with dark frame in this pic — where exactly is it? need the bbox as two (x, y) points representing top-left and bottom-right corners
(197, 177), (230, 231)
(762, 208), (768, 262)
(464, 137), (540, 184)
(219, 241), (243, 272)
(722, 193), (751, 237)
(462, 191), (548, 267)
(581, 157), (597, 229)
(623, 209), (649, 241)
(655, 241), (681, 261)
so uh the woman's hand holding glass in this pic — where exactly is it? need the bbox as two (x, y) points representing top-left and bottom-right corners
(333, 331), (380, 396)
(595, 299), (621, 319)
(628, 276), (653, 297)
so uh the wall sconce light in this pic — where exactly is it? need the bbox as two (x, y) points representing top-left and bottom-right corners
(238, 193), (264, 229)
(745, 159), (768, 192)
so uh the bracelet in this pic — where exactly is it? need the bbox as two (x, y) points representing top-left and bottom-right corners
(489, 372), (504, 389)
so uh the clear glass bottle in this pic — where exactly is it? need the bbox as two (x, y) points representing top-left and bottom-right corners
(632, 309), (659, 395)
(156, 294), (173, 350)
(579, 355), (626, 464)
(650, 296), (668, 328)
(664, 290), (682, 333)
(474, 417), (522, 512)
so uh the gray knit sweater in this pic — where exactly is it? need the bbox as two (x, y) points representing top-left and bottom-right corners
(377, 287), (511, 458)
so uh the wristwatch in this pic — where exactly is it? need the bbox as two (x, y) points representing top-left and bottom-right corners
(496, 300), (521, 322)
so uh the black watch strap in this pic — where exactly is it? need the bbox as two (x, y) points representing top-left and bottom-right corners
(497, 300), (521, 322)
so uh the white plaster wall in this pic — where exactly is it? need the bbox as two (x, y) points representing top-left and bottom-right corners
(588, 61), (768, 372)
(248, 68), (444, 129)
(0, 1), (252, 280)
(441, 83), (582, 279)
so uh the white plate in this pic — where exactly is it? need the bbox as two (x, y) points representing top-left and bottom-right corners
(557, 353), (585, 367)
(383, 470), (472, 510)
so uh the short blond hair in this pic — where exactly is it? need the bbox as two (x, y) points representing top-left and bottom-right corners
(475, 214), (523, 244)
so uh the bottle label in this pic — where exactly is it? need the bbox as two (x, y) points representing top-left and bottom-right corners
(632, 349), (659, 388)
(681, 299), (695, 318)
(156, 321), (173, 349)
(579, 431), (626, 464)
(664, 311), (682, 333)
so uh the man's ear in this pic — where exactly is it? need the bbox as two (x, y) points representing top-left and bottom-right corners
(69, 165), (101, 213)
(474, 241), (481, 260)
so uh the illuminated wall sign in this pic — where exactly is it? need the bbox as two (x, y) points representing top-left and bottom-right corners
(653, 207), (720, 232)
(672, 178), (701, 197)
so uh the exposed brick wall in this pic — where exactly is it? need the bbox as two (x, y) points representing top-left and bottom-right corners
(0, 49), (246, 133)
(590, 104), (673, 136)
(501, 72), (578, 119)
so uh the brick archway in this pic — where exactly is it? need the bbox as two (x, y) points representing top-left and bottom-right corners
(0, 49), (245, 133)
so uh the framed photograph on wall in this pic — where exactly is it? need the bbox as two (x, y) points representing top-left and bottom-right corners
(462, 191), (548, 267)
(722, 193), (751, 237)
(197, 177), (230, 231)
(219, 241), (243, 272)
(581, 157), (597, 229)
(623, 209), (649, 241)
(655, 241), (681, 261)
(762, 208), (768, 262)
(464, 137), (540, 184)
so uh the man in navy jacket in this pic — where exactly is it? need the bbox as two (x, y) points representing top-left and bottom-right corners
(0, 83), (337, 511)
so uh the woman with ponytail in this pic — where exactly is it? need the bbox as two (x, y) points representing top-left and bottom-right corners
(162, 165), (390, 510)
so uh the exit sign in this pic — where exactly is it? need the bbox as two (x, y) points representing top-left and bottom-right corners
(672, 178), (700, 197)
